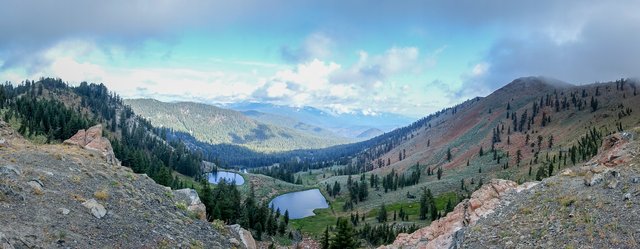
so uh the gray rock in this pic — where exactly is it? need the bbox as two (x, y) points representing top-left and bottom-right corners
(584, 173), (604, 186)
(229, 238), (240, 247)
(0, 232), (13, 249)
(27, 180), (44, 192)
(82, 199), (107, 219)
(607, 179), (619, 189)
(0, 165), (21, 177)
(58, 208), (70, 215)
(624, 193), (632, 201)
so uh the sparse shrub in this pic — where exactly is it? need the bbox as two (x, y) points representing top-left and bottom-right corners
(189, 240), (204, 249)
(519, 207), (533, 215)
(558, 196), (576, 207)
(70, 175), (81, 184)
(94, 189), (109, 200)
(176, 201), (188, 211)
(211, 219), (226, 233)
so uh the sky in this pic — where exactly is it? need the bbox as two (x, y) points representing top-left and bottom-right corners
(1, 0), (639, 118)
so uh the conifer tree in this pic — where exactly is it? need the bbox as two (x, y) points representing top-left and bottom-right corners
(321, 226), (330, 249)
(330, 218), (359, 249)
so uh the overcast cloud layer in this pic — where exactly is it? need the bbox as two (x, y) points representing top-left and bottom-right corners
(1, 0), (638, 117)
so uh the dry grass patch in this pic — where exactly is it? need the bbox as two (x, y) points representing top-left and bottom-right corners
(558, 195), (577, 207)
(94, 189), (109, 200)
(71, 194), (86, 202)
(70, 175), (81, 184)
(32, 188), (44, 195)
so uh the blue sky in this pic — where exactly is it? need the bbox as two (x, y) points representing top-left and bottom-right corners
(1, 0), (639, 117)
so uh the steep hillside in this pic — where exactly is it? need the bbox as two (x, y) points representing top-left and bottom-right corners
(363, 77), (639, 181)
(125, 99), (351, 152)
(0, 121), (255, 248)
(382, 128), (639, 248)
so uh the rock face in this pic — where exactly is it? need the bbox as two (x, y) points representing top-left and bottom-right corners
(587, 132), (634, 167)
(380, 179), (538, 249)
(63, 124), (120, 165)
(229, 224), (258, 249)
(173, 188), (207, 220)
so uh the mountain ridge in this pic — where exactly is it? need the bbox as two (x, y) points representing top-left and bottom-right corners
(125, 98), (352, 152)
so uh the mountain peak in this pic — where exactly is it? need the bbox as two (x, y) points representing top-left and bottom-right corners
(505, 76), (572, 90)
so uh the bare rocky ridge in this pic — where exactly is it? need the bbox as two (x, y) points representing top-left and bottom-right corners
(0, 121), (255, 248)
(381, 128), (640, 248)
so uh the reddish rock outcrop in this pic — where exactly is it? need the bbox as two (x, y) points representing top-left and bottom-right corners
(380, 179), (538, 249)
(587, 132), (634, 167)
(64, 124), (119, 165)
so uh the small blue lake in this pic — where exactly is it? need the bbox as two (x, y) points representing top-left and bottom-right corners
(269, 189), (328, 219)
(206, 171), (245, 185)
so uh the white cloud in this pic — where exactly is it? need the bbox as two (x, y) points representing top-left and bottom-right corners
(1, 40), (449, 117)
(280, 32), (335, 63)
(471, 62), (489, 77)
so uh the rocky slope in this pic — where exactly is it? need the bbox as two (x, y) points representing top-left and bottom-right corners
(382, 128), (639, 248)
(0, 121), (255, 248)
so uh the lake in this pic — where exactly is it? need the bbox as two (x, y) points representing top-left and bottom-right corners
(206, 171), (245, 185)
(269, 189), (328, 219)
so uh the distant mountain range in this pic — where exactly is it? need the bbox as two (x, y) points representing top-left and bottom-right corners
(125, 99), (353, 152)
(223, 102), (414, 138)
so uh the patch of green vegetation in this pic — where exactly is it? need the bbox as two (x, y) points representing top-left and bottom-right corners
(289, 202), (338, 237)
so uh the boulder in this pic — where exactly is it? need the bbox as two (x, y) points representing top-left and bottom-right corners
(228, 224), (257, 249)
(173, 189), (207, 220)
(63, 124), (120, 165)
(63, 129), (87, 147)
(82, 199), (107, 219)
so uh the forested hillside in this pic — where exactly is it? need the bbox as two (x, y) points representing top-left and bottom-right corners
(0, 78), (203, 188)
(125, 99), (351, 152)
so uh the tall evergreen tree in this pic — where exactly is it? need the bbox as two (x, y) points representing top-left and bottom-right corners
(329, 218), (359, 249)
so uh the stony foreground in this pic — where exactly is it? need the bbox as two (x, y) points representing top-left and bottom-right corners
(0, 121), (254, 248)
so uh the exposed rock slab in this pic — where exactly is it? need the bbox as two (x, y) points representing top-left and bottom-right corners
(173, 188), (207, 220)
(380, 179), (538, 249)
(229, 224), (257, 249)
(63, 124), (120, 165)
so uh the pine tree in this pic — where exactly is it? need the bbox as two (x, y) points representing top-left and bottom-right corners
(446, 198), (454, 213)
(419, 188), (428, 220)
(377, 203), (387, 223)
(330, 218), (359, 249)
(284, 210), (290, 225)
(321, 226), (330, 249)
(437, 167), (443, 180)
